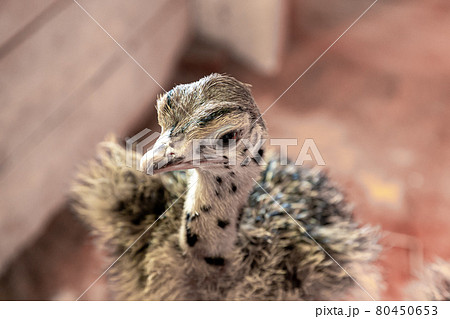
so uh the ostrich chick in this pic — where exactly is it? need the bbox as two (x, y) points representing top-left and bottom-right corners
(72, 74), (382, 300)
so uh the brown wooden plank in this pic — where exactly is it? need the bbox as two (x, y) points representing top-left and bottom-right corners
(0, 0), (190, 272)
(0, 0), (167, 170)
(0, 0), (57, 48)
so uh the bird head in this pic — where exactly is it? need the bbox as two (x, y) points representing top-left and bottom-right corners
(140, 74), (267, 175)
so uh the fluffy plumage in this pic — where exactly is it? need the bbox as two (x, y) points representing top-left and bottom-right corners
(72, 74), (382, 300)
(404, 260), (450, 301)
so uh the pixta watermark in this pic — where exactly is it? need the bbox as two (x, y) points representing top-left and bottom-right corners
(126, 129), (325, 174)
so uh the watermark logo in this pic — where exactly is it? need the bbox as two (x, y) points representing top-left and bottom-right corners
(271, 138), (325, 166)
(125, 128), (160, 170)
(126, 128), (325, 172)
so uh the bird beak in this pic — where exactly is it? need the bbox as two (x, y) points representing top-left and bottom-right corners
(139, 132), (227, 175)
(139, 131), (187, 175)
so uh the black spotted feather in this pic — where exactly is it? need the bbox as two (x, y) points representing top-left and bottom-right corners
(72, 139), (382, 300)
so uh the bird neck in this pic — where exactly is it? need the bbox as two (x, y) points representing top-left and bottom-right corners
(179, 164), (260, 263)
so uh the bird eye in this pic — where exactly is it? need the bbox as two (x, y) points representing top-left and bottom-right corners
(219, 131), (238, 146)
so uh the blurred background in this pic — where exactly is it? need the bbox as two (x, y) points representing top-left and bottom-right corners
(1, 0), (449, 300)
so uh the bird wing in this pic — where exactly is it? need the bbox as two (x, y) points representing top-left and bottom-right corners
(71, 137), (187, 299)
(235, 157), (382, 300)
